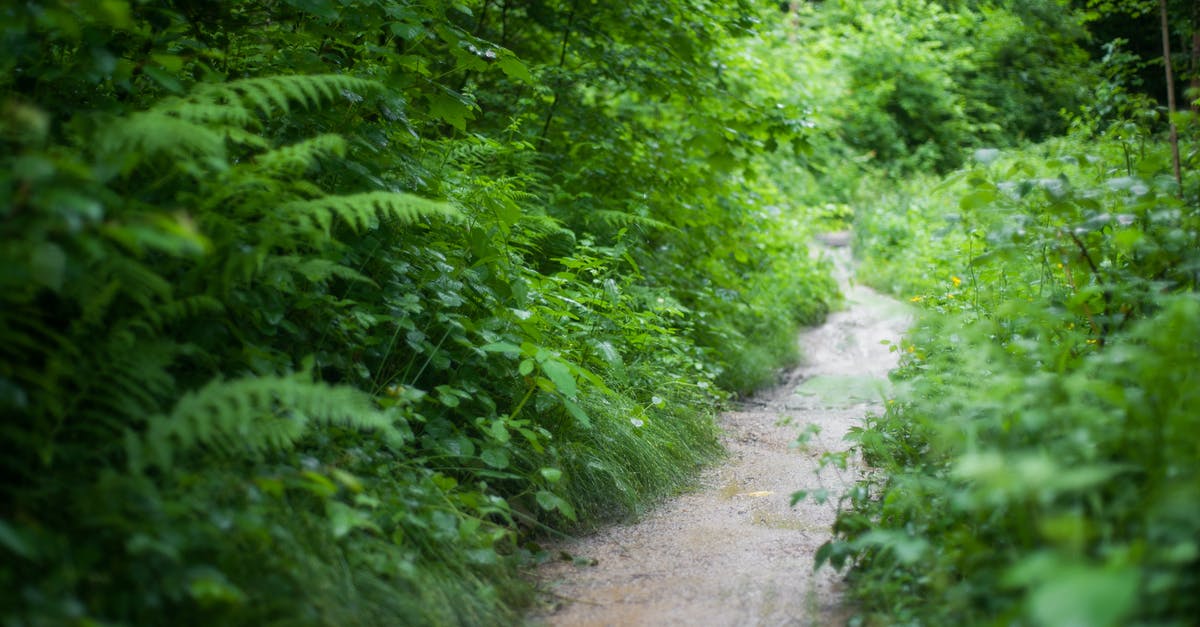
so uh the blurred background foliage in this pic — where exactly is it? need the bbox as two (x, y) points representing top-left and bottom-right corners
(3, 0), (1199, 624)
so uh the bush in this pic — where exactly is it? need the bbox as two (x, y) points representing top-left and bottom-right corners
(832, 118), (1200, 625)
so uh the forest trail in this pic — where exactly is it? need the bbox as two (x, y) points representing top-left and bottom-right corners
(529, 236), (914, 626)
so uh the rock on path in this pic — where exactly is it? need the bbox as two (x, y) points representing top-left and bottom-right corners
(530, 239), (912, 627)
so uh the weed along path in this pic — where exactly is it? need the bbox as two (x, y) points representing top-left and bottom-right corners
(530, 237), (914, 626)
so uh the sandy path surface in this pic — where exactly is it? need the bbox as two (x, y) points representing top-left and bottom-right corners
(529, 238), (912, 627)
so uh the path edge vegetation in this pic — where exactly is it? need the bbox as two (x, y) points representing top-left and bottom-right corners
(0, 2), (838, 625)
(5, 0), (1199, 624)
(818, 1), (1200, 625)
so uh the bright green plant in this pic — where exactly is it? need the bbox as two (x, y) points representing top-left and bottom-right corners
(1, 1), (839, 624)
(830, 111), (1199, 624)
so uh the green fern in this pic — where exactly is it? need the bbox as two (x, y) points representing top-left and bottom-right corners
(264, 256), (375, 287)
(98, 112), (228, 173)
(131, 373), (402, 472)
(279, 191), (461, 234)
(98, 75), (380, 175)
(591, 209), (677, 232)
(194, 75), (379, 116)
(254, 134), (348, 178)
(123, 295), (226, 336)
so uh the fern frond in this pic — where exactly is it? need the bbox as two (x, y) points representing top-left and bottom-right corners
(265, 256), (375, 286)
(279, 191), (461, 234)
(194, 75), (380, 116)
(0, 307), (75, 366)
(590, 210), (677, 232)
(124, 295), (225, 336)
(98, 111), (227, 169)
(75, 338), (179, 436)
(160, 98), (256, 129)
(516, 213), (566, 234)
(254, 134), (348, 178)
(132, 374), (399, 472)
(98, 256), (173, 308)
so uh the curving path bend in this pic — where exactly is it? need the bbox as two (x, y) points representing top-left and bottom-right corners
(530, 237), (913, 626)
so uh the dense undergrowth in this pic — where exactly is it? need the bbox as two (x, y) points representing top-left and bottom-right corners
(0, 2), (838, 625)
(7, 0), (1199, 624)
(827, 4), (1200, 622)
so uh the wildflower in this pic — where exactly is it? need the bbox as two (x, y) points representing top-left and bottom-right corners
(909, 296), (923, 303)
(951, 276), (962, 287)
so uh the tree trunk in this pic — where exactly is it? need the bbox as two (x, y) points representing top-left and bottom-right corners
(1191, 30), (1199, 112)
(1160, 0), (1182, 188)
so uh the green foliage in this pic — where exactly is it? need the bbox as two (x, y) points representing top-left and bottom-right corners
(834, 109), (1200, 624)
(0, 1), (838, 624)
(780, 0), (1094, 186)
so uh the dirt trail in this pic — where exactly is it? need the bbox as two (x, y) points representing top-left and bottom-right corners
(530, 237), (913, 626)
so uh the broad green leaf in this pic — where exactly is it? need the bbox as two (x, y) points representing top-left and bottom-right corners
(187, 568), (246, 606)
(489, 419), (510, 443)
(431, 474), (458, 491)
(497, 55), (533, 83)
(561, 397), (591, 428)
(427, 92), (474, 131)
(1028, 567), (1137, 627)
(540, 360), (576, 397)
(326, 501), (380, 539)
(959, 188), (996, 211)
(535, 490), (576, 521)
(480, 342), (521, 354)
(481, 447), (509, 469)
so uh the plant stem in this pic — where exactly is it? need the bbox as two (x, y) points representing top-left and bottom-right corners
(1159, 0), (1182, 189)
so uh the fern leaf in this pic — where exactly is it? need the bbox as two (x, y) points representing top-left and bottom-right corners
(97, 256), (173, 309)
(279, 191), (461, 234)
(195, 75), (380, 116)
(75, 339), (179, 435)
(98, 111), (227, 171)
(124, 295), (225, 335)
(161, 98), (256, 129)
(254, 134), (348, 178)
(591, 210), (677, 232)
(134, 374), (400, 471)
(266, 256), (375, 286)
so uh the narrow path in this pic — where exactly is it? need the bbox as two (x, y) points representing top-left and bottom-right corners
(530, 238), (912, 626)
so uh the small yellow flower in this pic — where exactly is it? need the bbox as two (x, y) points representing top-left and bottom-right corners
(909, 296), (923, 303)
(951, 276), (962, 287)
